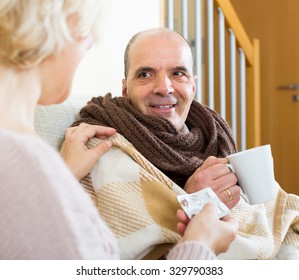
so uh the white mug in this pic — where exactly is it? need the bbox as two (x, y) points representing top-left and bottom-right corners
(226, 144), (278, 204)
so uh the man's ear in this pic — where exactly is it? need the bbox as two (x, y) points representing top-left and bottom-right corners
(192, 75), (197, 98)
(122, 79), (128, 97)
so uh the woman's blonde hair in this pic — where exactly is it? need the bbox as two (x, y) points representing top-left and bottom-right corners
(0, 0), (104, 68)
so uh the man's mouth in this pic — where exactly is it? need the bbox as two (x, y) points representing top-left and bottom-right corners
(151, 104), (175, 109)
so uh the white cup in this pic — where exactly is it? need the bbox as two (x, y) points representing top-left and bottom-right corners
(226, 144), (278, 204)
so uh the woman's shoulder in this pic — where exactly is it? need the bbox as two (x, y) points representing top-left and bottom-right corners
(0, 129), (82, 198)
(0, 129), (119, 259)
(0, 129), (66, 172)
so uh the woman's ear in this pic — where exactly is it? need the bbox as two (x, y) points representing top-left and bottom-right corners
(66, 13), (80, 40)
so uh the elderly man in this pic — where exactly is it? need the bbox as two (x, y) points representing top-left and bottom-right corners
(75, 28), (241, 206)
(71, 28), (241, 259)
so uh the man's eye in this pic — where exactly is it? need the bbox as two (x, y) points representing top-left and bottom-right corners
(173, 71), (185, 76)
(138, 72), (151, 78)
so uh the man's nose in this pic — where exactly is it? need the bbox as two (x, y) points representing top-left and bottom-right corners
(153, 75), (174, 96)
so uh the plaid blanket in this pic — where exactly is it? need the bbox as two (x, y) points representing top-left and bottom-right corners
(81, 133), (299, 260)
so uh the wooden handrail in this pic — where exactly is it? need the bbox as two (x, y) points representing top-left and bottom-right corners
(214, 0), (254, 66)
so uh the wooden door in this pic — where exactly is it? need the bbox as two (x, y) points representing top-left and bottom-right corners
(231, 0), (299, 195)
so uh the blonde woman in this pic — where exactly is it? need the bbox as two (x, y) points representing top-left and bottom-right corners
(0, 0), (118, 259)
(0, 0), (237, 260)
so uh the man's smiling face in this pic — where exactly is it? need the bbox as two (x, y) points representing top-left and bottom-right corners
(122, 30), (196, 133)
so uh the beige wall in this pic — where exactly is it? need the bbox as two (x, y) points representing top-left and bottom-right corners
(72, 0), (161, 97)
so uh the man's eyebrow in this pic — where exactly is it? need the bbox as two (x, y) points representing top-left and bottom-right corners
(173, 66), (189, 73)
(134, 67), (155, 74)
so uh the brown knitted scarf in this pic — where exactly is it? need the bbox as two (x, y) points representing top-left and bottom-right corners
(73, 93), (237, 188)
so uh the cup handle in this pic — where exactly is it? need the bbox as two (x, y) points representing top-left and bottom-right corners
(226, 163), (235, 173)
(226, 163), (249, 203)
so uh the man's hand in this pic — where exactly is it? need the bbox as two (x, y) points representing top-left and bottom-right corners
(60, 123), (116, 180)
(184, 156), (240, 209)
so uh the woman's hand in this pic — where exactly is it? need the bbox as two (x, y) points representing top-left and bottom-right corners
(176, 202), (238, 255)
(60, 123), (116, 180)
